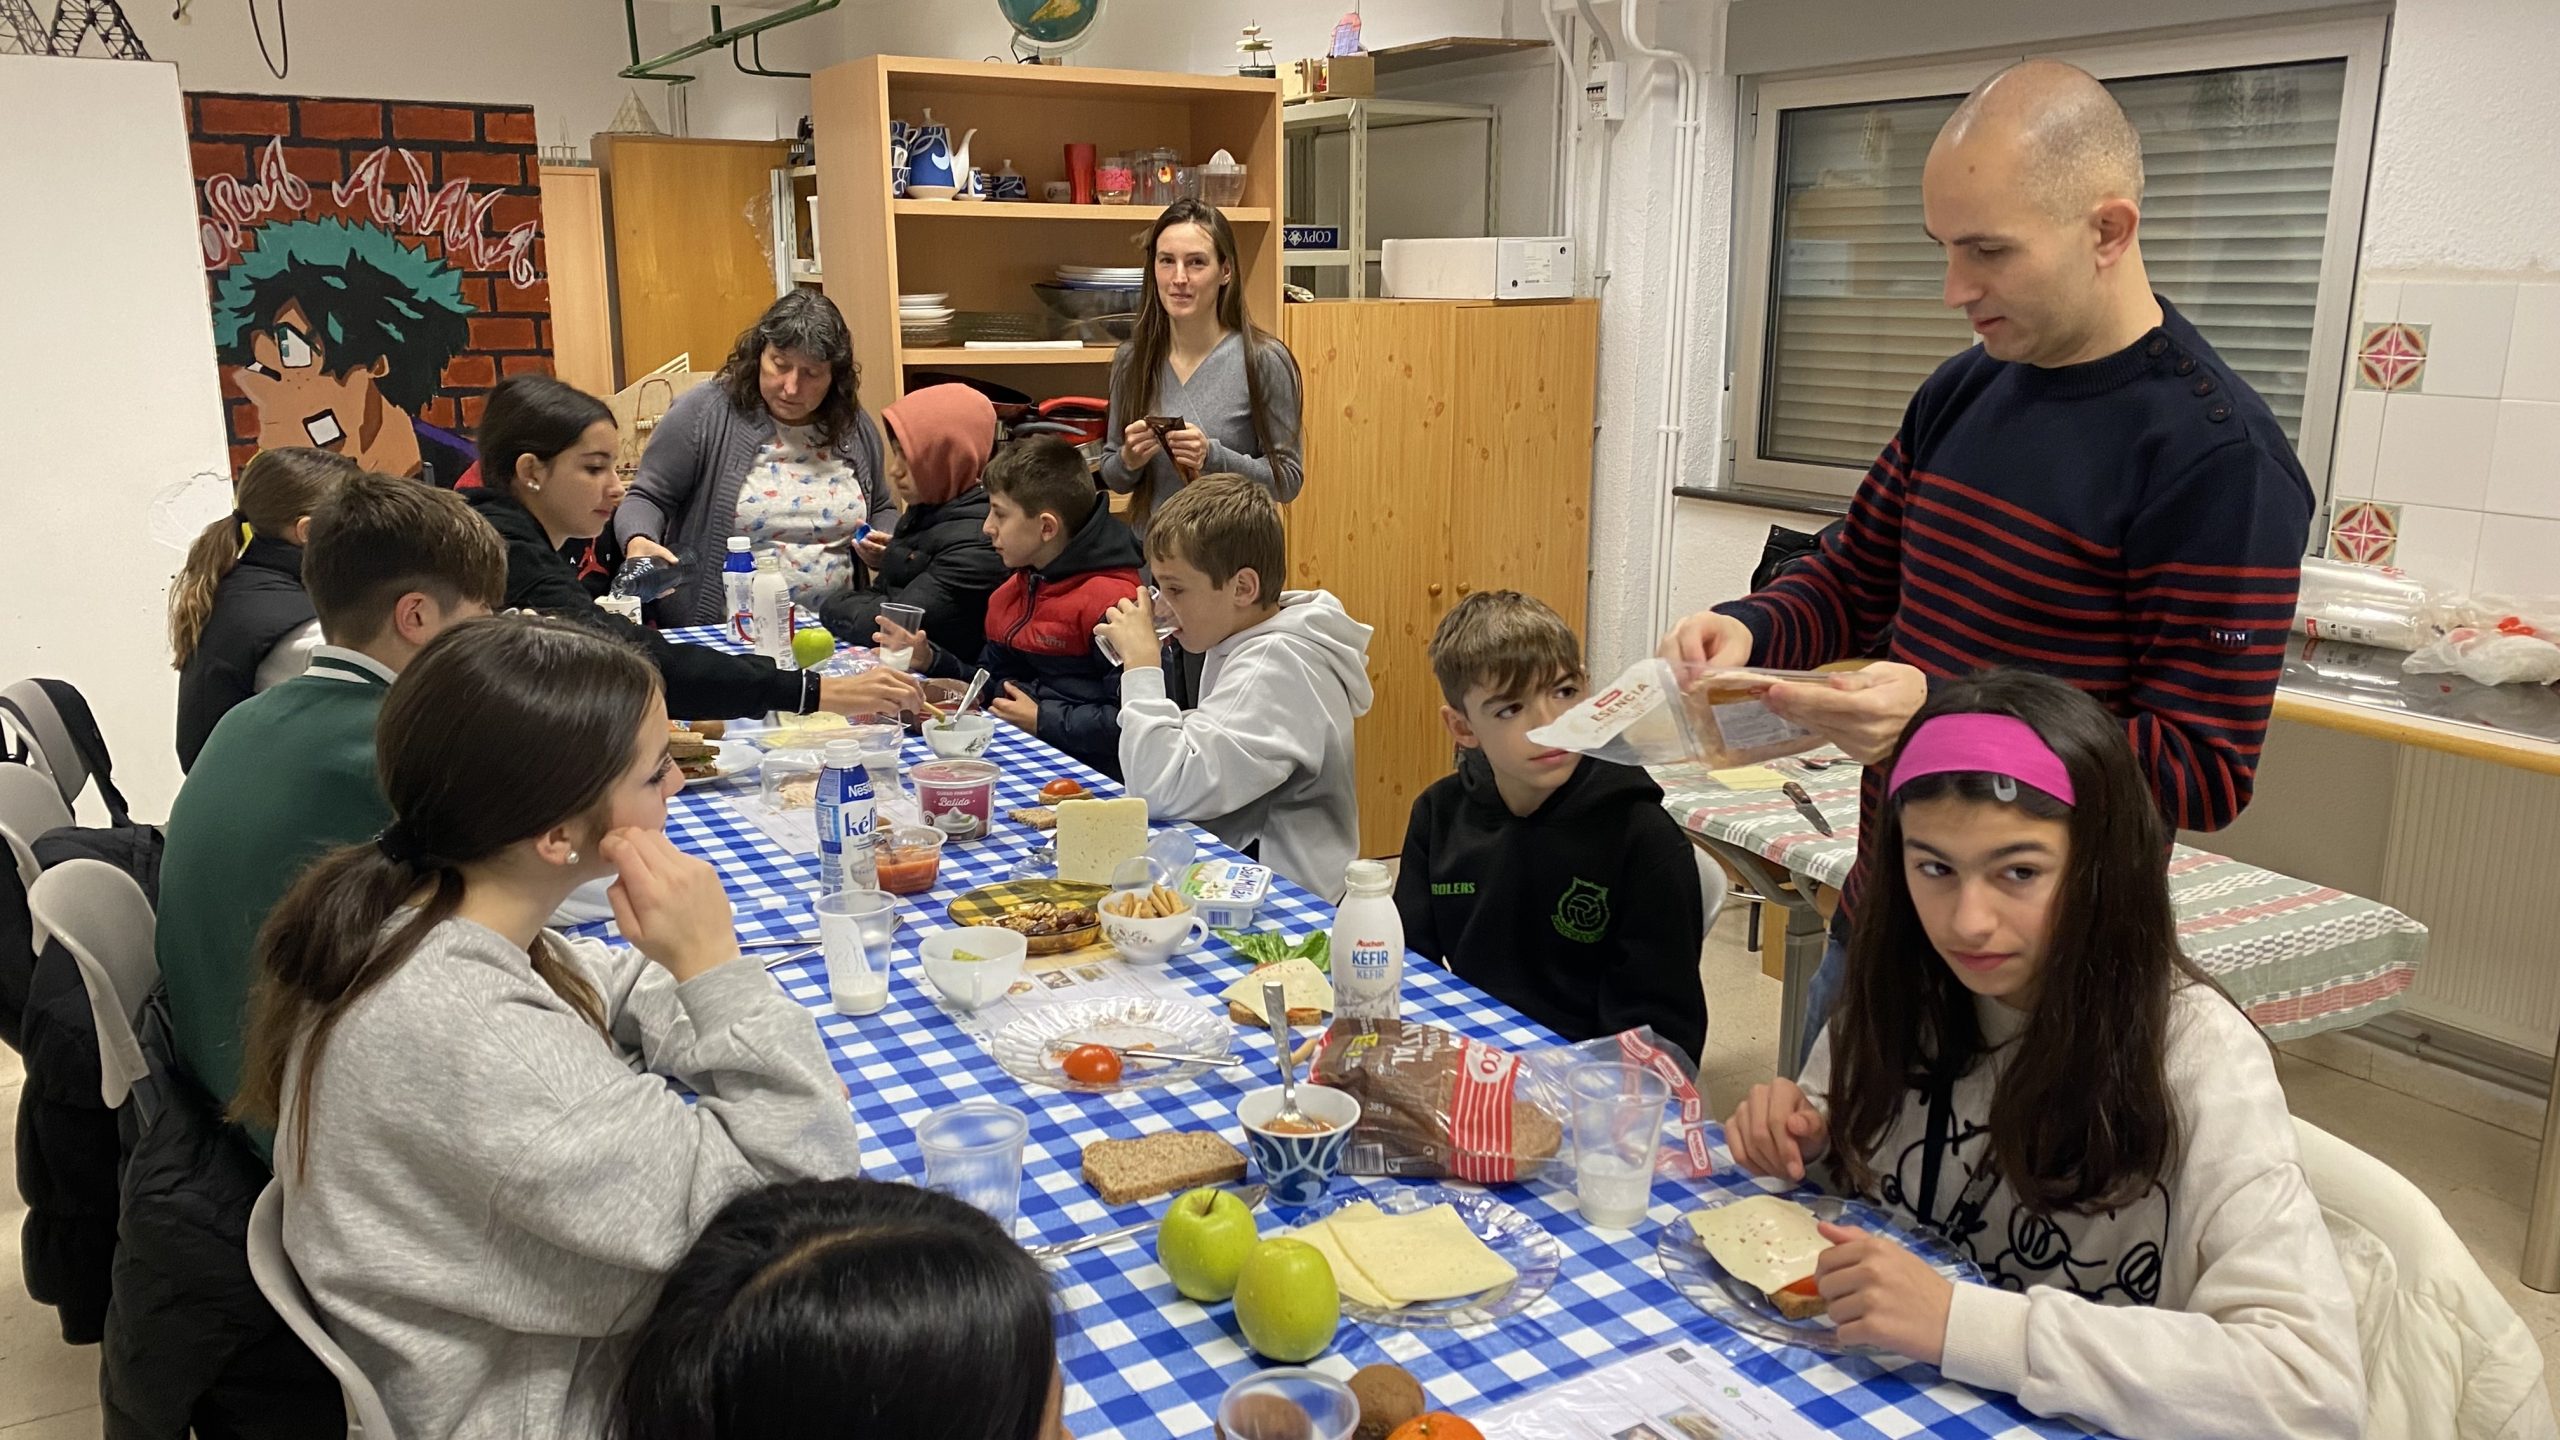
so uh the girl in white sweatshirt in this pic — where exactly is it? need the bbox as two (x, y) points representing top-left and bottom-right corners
(1724, 670), (2364, 1440)
(236, 616), (861, 1440)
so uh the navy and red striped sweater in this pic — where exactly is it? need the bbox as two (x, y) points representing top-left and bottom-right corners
(1717, 297), (2313, 835)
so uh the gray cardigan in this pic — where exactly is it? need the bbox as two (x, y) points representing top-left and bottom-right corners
(1098, 331), (1304, 536)
(616, 382), (896, 626)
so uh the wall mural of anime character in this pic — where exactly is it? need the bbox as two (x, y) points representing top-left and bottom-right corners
(210, 218), (479, 484)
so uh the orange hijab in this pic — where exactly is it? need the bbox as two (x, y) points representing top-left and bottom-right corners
(880, 384), (997, 506)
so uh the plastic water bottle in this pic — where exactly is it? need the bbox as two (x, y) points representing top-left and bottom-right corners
(815, 740), (878, 895)
(751, 553), (796, 670)
(1331, 860), (1404, 1020)
(724, 538), (756, 645)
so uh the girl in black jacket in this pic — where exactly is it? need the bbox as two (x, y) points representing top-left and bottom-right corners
(819, 382), (1008, 658)
(465, 376), (920, 721)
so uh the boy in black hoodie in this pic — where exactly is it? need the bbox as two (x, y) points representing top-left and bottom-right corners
(1394, 591), (1707, 1065)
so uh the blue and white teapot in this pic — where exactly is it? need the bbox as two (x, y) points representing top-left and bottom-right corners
(903, 108), (977, 197)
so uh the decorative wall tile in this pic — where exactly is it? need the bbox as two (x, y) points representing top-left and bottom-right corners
(2400, 281), (2516, 398)
(2329, 389), (2384, 499)
(2470, 514), (2560, 597)
(2375, 393), (2499, 510)
(2358, 322), (2428, 392)
(2388, 503), (2483, 593)
(2329, 500), (2401, 565)
(2507, 283), (2560, 403)
(2485, 400), (2560, 521)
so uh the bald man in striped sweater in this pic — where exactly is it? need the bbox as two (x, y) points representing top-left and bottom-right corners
(1665, 60), (2313, 1058)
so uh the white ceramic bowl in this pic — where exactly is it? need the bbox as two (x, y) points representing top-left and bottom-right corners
(923, 712), (996, 759)
(919, 926), (1028, 1011)
(1098, 892), (1208, 965)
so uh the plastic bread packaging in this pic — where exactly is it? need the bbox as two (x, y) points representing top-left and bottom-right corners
(1525, 658), (1829, 769)
(2295, 554), (2441, 651)
(2403, 594), (2560, 687)
(1312, 1019), (1714, 1184)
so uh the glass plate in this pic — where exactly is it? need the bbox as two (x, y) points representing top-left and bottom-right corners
(682, 740), (758, 788)
(990, 996), (1232, 1094)
(1291, 1184), (1563, 1330)
(1657, 1192), (1984, 1356)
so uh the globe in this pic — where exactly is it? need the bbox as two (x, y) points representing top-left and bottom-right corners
(998, 0), (1102, 52)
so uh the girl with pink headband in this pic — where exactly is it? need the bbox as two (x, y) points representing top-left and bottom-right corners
(1723, 670), (2363, 1438)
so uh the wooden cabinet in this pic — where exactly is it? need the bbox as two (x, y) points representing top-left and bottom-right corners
(592, 134), (793, 386)
(809, 56), (1283, 417)
(1280, 298), (1598, 856)
(536, 164), (615, 397)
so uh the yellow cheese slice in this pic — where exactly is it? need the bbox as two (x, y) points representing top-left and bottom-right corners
(1055, 797), (1149, 884)
(1221, 958), (1335, 1021)
(1687, 1195), (1826, 1294)
(1288, 1214), (1395, 1310)
(1331, 1203), (1518, 1305)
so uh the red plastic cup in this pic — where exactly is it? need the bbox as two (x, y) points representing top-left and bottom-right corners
(1066, 143), (1097, 204)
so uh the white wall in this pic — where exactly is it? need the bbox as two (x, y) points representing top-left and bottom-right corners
(2, 56), (236, 819)
(122, 0), (819, 147)
(2361, 0), (2560, 275)
(834, 0), (1535, 75)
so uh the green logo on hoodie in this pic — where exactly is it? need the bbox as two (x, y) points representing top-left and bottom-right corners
(1552, 878), (1610, 943)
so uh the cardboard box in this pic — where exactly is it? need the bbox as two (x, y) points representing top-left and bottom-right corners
(1381, 237), (1576, 300)
(1282, 53), (1375, 103)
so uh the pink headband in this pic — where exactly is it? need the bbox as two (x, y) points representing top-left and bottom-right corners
(1888, 713), (2076, 807)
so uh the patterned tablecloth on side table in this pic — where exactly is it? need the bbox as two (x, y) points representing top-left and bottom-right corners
(1657, 756), (2427, 1040)
(585, 628), (2113, 1440)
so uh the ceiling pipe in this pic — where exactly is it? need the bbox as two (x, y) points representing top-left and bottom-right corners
(623, 0), (841, 83)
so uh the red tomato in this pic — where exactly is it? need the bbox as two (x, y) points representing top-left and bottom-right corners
(1779, 1274), (1822, 1298)
(1041, 778), (1088, 801)
(1061, 1044), (1123, 1084)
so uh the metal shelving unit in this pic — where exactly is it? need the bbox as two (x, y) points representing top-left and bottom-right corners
(1282, 97), (1497, 299)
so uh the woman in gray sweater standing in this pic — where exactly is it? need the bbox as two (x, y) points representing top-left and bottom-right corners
(617, 290), (897, 626)
(1099, 199), (1304, 539)
(236, 615), (860, 1440)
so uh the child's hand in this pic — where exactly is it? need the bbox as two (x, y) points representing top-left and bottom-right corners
(1724, 1076), (1830, 1183)
(991, 682), (1039, 733)
(852, 529), (890, 566)
(1099, 594), (1163, 672)
(603, 829), (739, 984)
(1762, 662), (1928, 765)
(1813, 1222), (1953, 1366)
(1166, 423), (1210, 476)
(873, 615), (931, 671)
(1121, 419), (1162, 467)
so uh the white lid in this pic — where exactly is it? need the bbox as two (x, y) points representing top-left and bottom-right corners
(822, 740), (867, 767)
(754, 551), (780, 569)
(727, 536), (752, 552)
(1206, 149), (1244, 172)
(1344, 858), (1391, 894)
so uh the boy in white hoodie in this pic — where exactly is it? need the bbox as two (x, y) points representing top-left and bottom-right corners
(1100, 475), (1374, 900)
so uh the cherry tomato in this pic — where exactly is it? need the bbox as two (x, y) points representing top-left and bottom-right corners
(1041, 778), (1088, 801)
(1061, 1044), (1123, 1084)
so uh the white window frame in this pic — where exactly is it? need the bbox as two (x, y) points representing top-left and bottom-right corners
(1722, 15), (2388, 506)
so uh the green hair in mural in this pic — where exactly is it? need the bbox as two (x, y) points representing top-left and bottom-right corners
(210, 218), (473, 413)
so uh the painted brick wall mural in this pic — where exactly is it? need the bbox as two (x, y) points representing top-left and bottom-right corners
(187, 92), (552, 485)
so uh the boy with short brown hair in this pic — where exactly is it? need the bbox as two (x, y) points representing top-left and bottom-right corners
(1098, 476), (1373, 900)
(1395, 590), (1707, 1063)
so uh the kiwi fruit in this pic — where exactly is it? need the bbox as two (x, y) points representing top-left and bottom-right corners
(1348, 1363), (1427, 1440)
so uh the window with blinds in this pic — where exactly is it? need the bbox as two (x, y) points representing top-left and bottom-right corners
(1757, 59), (2349, 471)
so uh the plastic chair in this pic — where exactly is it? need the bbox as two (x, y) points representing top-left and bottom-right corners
(248, 1182), (399, 1440)
(25, 858), (155, 1107)
(0, 762), (72, 889)
(2294, 1118), (2560, 1439)
(1, 679), (87, 813)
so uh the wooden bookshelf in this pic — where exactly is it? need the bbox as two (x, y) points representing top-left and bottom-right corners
(811, 56), (1285, 415)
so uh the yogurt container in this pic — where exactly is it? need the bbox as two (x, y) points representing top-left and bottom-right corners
(1182, 858), (1273, 930)
(912, 758), (999, 839)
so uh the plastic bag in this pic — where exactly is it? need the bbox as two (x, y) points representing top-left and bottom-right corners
(2295, 555), (2440, 651)
(1312, 1019), (1712, 1184)
(1526, 659), (1828, 769)
(2404, 614), (2560, 687)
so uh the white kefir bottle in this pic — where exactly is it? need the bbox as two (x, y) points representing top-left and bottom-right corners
(1330, 860), (1404, 1020)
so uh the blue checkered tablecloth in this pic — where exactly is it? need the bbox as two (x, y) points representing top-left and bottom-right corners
(592, 628), (2102, 1440)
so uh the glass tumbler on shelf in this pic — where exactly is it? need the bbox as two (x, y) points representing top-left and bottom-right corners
(1143, 146), (1181, 205)
(1096, 154), (1136, 204)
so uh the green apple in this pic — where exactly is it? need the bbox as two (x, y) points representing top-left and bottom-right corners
(1233, 1237), (1340, 1363)
(1156, 1187), (1259, 1302)
(792, 625), (836, 669)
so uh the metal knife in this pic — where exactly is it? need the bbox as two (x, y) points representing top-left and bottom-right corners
(1782, 780), (1835, 836)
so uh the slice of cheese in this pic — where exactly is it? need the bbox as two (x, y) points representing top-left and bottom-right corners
(1288, 1214), (1395, 1310)
(1332, 1203), (1519, 1305)
(1055, 797), (1149, 884)
(1687, 1195), (1827, 1295)
(1222, 958), (1334, 1022)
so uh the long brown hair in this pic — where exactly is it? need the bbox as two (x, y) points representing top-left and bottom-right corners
(1825, 669), (2222, 1215)
(234, 614), (659, 1174)
(1112, 200), (1289, 532)
(168, 447), (360, 667)
(719, 289), (863, 454)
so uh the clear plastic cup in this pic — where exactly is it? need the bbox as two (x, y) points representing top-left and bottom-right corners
(878, 602), (925, 671)
(876, 825), (946, 896)
(828, 887), (899, 953)
(917, 1100), (1028, 1231)
(1095, 585), (1180, 667)
(1566, 1061), (1672, 1228)
(1215, 1368), (1359, 1440)
(814, 890), (888, 1015)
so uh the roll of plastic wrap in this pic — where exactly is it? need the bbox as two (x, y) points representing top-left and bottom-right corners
(2294, 555), (2436, 651)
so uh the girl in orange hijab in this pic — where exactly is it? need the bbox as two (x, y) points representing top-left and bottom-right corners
(820, 384), (1008, 661)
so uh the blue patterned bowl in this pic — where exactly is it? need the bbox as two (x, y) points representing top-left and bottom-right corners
(1238, 1084), (1361, 1210)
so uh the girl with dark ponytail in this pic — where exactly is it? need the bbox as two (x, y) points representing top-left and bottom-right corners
(235, 614), (860, 1440)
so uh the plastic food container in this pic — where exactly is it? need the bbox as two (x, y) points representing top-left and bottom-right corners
(760, 751), (822, 811)
(877, 825), (947, 895)
(1182, 858), (1273, 930)
(913, 758), (1000, 839)
(1201, 158), (1247, 208)
(1096, 155), (1135, 204)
